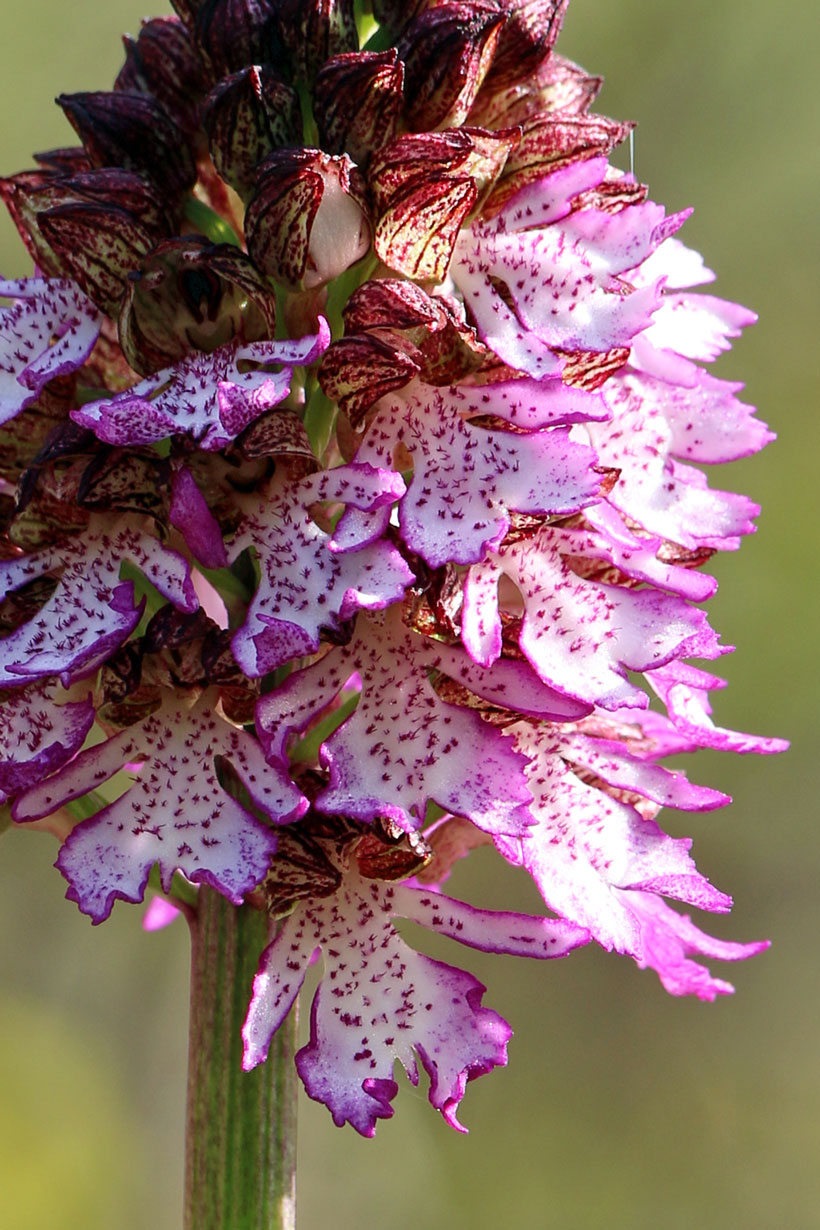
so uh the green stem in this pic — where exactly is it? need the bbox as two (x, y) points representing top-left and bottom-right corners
(184, 888), (298, 1230)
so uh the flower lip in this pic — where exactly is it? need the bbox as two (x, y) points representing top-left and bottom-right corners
(0, 277), (101, 423)
(242, 845), (587, 1134)
(13, 687), (307, 922)
(72, 323), (330, 450)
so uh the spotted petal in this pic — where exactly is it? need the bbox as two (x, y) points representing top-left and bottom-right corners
(0, 514), (197, 686)
(0, 277), (100, 424)
(14, 689), (305, 922)
(477, 156), (609, 236)
(225, 464), (412, 676)
(451, 169), (667, 376)
(494, 722), (739, 964)
(257, 608), (543, 836)
(588, 369), (766, 548)
(72, 326), (329, 450)
(462, 523), (723, 709)
(0, 681), (94, 801)
(347, 378), (600, 567)
(243, 864), (586, 1134)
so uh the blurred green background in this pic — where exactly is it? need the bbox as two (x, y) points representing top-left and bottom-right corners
(0, 1), (817, 1226)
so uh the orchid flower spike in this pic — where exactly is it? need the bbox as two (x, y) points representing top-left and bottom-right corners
(0, 0), (784, 1136)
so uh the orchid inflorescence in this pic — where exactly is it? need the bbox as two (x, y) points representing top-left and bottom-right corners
(0, 0), (784, 1136)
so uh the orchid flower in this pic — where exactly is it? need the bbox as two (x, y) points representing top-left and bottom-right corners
(0, 0), (784, 1222)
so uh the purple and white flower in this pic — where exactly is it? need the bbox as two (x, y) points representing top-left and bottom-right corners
(243, 842), (587, 1134)
(0, 0), (784, 1137)
(0, 277), (99, 423)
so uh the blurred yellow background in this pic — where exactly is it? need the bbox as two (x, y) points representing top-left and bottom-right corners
(1, 1), (817, 1226)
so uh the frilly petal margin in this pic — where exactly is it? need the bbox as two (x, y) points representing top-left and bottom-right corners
(256, 607), (588, 838)
(71, 324), (330, 450)
(0, 681), (94, 801)
(623, 892), (769, 1001)
(451, 160), (669, 378)
(462, 523), (725, 710)
(589, 369), (765, 549)
(14, 689), (304, 922)
(490, 720), (767, 993)
(0, 514), (197, 687)
(0, 277), (100, 423)
(644, 663), (789, 757)
(242, 865), (588, 1135)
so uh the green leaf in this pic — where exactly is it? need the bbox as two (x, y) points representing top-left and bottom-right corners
(183, 197), (241, 248)
(67, 790), (111, 822)
(303, 384), (337, 459)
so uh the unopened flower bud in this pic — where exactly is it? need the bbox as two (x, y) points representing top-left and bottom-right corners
(246, 150), (371, 290)
(276, 0), (358, 86)
(368, 127), (513, 280)
(32, 147), (91, 174)
(314, 50), (404, 167)
(57, 90), (197, 206)
(0, 168), (171, 315)
(38, 203), (156, 318)
(168, 0), (206, 31)
(483, 0), (569, 88)
(192, 0), (285, 79)
(202, 66), (301, 200)
(115, 15), (207, 137)
(397, 2), (505, 131)
(487, 111), (633, 212)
